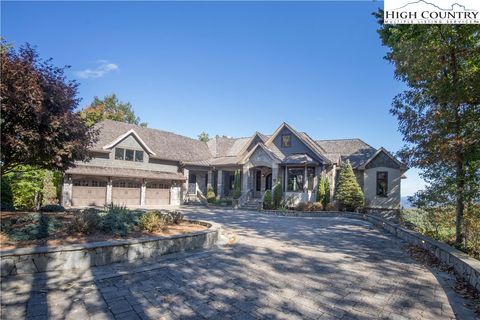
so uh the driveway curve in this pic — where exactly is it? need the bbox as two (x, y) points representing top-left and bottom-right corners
(1, 207), (464, 320)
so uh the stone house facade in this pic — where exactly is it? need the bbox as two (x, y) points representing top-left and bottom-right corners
(62, 120), (407, 209)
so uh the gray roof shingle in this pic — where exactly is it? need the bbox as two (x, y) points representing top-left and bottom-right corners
(315, 139), (377, 168)
(92, 120), (212, 162)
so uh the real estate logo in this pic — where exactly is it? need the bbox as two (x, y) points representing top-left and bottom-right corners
(384, 0), (480, 24)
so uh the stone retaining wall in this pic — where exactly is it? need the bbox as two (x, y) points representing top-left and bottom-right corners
(259, 209), (364, 220)
(0, 220), (220, 277)
(366, 215), (480, 292)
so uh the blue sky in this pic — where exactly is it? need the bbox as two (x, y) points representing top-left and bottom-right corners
(2, 1), (425, 196)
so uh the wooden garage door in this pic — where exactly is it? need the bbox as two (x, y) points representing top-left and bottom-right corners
(72, 179), (107, 207)
(145, 182), (170, 205)
(112, 181), (141, 206)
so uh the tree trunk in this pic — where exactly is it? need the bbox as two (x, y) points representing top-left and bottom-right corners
(455, 157), (465, 246)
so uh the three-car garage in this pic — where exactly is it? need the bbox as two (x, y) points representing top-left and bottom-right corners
(66, 166), (185, 207)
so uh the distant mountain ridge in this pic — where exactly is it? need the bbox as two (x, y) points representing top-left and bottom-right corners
(401, 196), (414, 208)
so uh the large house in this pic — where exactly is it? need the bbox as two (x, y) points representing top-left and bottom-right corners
(62, 120), (407, 210)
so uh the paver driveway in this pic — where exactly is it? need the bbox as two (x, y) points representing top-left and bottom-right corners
(1, 208), (465, 320)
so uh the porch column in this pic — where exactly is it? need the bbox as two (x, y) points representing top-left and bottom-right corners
(217, 170), (223, 198)
(242, 165), (249, 194)
(284, 166), (288, 192)
(61, 175), (73, 207)
(183, 168), (189, 202)
(106, 177), (112, 204)
(304, 165), (308, 193)
(140, 179), (146, 206)
(272, 163), (278, 184)
(314, 166), (321, 198)
(330, 164), (337, 199)
(207, 171), (213, 190)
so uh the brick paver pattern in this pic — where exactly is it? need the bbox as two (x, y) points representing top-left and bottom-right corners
(1, 208), (458, 319)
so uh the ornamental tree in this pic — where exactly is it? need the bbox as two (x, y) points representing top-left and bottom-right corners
(334, 162), (364, 211)
(1, 42), (94, 174)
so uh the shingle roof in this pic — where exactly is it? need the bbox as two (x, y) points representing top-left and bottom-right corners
(92, 120), (212, 162)
(315, 139), (377, 168)
(207, 136), (250, 158)
(66, 165), (186, 180)
(282, 154), (319, 165)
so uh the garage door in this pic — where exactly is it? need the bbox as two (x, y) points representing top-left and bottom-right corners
(145, 181), (170, 205)
(112, 181), (141, 206)
(72, 179), (107, 206)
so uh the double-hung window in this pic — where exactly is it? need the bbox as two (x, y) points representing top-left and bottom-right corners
(376, 172), (388, 197)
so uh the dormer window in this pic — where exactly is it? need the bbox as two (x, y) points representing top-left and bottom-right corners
(114, 148), (144, 162)
(281, 134), (292, 147)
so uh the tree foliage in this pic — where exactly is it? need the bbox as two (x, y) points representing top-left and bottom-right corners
(198, 132), (210, 142)
(0, 42), (94, 174)
(263, 190), (273, 210)
(375, 16), (480, 244)
(207, 187), (216, 203)
(316, 176), (331, 209)
(79, 93), (147, 127)
(334, 162), (364, 211)
(272, 181), (283, 209)
(233, 170), (241, 199)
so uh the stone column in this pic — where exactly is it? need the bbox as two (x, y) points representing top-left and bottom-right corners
(314, 166), (321, 196)
(182, 168), (189, 202)
(207, 171), (213, 190)
(304, 165), (308, 193)
(61, 175), (73, 207)
(106, 177), (113, 205)
(217, 170), (223, 199)
(242, 165), (249, 194)
(330, 165), (336, 199)
(140, 179), (146, 206)
(272, 163), (278, 184)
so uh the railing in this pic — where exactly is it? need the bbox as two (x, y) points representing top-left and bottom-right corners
(238, 189), (253, 206)
(187, 183), (197, 195)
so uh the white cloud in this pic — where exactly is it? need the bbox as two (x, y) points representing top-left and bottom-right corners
(75, 60), (119, 79)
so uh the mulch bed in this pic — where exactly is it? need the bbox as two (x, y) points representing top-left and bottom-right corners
(0, 211), (207, 251)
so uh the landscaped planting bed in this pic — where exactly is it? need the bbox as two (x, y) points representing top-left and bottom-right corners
(0, 206), (207, 250)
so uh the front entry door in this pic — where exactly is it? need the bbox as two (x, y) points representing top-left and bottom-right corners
(254, 170), (262, 198)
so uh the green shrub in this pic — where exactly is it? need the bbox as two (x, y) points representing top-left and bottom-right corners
(311, 202), (324, 211)
(272, 181), (283, 209)
(70, 209), (102, 234)
(317, 177), (326, 205)
(3, 213), (63, 241)
(233, 170), (241, 199)
(167, 210), (184, 224)
(263, 190), (273, 209)
(323, 178), (331, 209)
(139, 211), (165, 232)
(295, 202), (309, 211)
(100, 205), (140, 236)
(334, 162), (364, 211)
(207, 187), (216, 203)
(40, 204), (65, 212)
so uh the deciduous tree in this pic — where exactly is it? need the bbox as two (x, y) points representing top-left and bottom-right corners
(1, 42), (94, 174)
(80, 93), (147, 127)
(375, 17), (480, 245)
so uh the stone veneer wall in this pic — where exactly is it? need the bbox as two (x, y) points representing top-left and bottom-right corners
(0, 220), (220, 277)
(366, 215), (480, 292)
